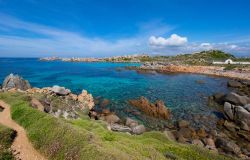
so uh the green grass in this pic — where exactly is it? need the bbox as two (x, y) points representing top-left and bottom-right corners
(0, 124), (16, 160)
(0, 92), (235, 160)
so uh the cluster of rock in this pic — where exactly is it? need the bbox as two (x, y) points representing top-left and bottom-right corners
(166, 120), (217, 150)
(128, 96), (171, 120)
(1, 74), (146, 135)
(1, 74), (95, 120)
(210, 79), (250, 158)
(89, 107), (146, 135)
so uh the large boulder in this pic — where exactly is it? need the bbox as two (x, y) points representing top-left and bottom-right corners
(223, 102), (250, 130)
(224, 102), (235, 120)
(131, 125), (146, 135)
(2, 74), (31, 90)
(224, 92), (250, 106)
(129, 96), (171, 120)
(213, 92), (225, 104)
(235, 106), (250, 127)
(243, 104), (250, 112)
(78, 90), (95, 110)
(227, 80), (243, 88)
(215, 138), (241, 155)
(104, 114), (120, 124)
(50, 85), (71, 96)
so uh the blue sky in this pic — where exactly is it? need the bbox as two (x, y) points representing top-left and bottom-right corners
(0, 0), (250, 57)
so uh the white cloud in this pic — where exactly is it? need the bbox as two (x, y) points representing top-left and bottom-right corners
(199, 43), (213, 50)
(149, 34), (188, 47)
(229, 44), (238, 49)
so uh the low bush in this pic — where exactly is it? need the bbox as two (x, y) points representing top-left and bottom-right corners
(0, 124), (16, 160)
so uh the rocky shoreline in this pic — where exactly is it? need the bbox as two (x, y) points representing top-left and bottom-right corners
(1, 73), (250, 159)
(126, 62), (250, 80)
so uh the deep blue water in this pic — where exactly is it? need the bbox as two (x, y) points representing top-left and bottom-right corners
(0, 58), (230, 127)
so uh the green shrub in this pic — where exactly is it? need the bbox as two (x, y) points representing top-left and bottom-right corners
(223, 65), (237, 70)
(0, 124), (16, 160)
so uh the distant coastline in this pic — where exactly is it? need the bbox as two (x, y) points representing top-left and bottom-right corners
(40, 50), (250, 80)
(39, 54), (149, 63)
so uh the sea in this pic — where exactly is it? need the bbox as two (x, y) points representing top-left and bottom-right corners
(0, 58), (230, 129)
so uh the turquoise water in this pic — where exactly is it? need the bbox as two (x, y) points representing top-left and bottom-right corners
(0, 58), (230, 128)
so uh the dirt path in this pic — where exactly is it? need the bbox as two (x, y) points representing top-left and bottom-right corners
(0, 100), (46, 160)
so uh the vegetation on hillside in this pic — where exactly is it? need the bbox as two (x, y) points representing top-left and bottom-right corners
(0, 124), (16, 160)
(137, 50), (238, 65)
(0, 92), (235, 160)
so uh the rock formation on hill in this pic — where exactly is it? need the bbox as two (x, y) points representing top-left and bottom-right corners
(2, 74), (31, 91)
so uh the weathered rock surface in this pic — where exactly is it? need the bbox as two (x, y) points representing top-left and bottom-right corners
(212, 92), (225, 104)
(215, 138), (241, 155)
(192, 139), (204, 147)
(104, 114), (120, 124)
(125, 118), (139, 128)
(244, 104), (250, 112)
(205, 138), (217, 151)
(77, 90), (95, 110)
(227, 80), (243, 88)
(224, 102), (235, 120)
(224, 92), (250, 106)
(223, 102), (250, 131)
(129, 96), (171, 120)
(131, 125), (146, 135)
(110, 124), (132, 133)
(235, 106), (250, 127)
(2, 74), (31, 90)
(31, 98), (44, 112)
(50, 85), (71, 96)
(178, 120), (189, 128)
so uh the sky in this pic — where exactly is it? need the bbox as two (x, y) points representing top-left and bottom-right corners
(0, 0), (250, 57)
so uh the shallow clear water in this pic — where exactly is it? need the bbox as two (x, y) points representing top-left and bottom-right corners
(0, 58), (230, 128)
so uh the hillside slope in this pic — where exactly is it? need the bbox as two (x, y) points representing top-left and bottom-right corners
(0, 92), (234, 160)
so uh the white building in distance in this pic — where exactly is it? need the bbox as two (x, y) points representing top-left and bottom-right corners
(213, 59), (250, 65)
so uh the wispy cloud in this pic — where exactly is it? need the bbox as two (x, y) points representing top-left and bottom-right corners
(0, 14), (173, 57)
(0, 13), (249, 57)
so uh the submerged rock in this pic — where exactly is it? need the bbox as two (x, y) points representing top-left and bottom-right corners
(213, 92), (225, 103)
(100, 99), (110, 108)
(2, 73), (31, 90)
(128, 96), (171, 120)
